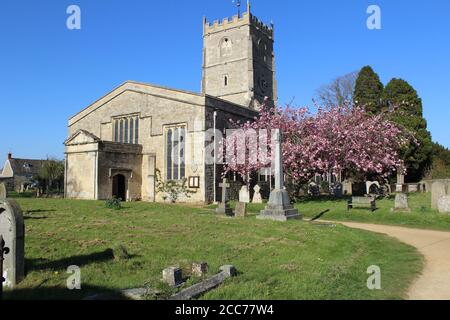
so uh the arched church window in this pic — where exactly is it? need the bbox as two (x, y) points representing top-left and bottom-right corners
(220, 37), (232, 57)
(165, 125), (186, 181)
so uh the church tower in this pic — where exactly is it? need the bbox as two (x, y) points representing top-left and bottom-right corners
(202, 3), (277, 110)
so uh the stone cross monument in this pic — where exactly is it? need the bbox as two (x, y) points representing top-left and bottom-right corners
(216, 178), (233, 216)
(258, 129), (301, 221)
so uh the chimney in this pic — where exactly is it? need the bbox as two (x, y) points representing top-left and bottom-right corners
(7, 153), (12, 160)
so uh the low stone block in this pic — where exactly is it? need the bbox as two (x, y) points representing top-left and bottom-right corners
(216, 203), (233, 216)
(192, 262), (208, 277)
(219, 265), (237, 277)
(162, 267), (182, 287)
(438, 196), (450, 214)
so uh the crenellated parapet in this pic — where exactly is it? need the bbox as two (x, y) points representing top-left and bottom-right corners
(203, 6), (274, 39)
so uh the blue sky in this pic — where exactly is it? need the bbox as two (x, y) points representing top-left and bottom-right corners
(1, 0), (449, 160)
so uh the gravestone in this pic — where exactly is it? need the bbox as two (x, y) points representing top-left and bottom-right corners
(0, 199), (25, 288)
(330, 183), (343, 197)
(162, 266), (182, 287)
(0, 183), (7, 199)
(391, 193), (411, 212)
(407, 184), (419, 193)
(308, 183), (320, 197)
(252, 185), (263, 204)
(216, 179), (233, 216)
(342, 180), (352, 195)
(366, 181), (380, 195)
(258, 129), (301, 221)
(235, 202), (247, 217)
(239, 186), (250, 203)
(431, 182), (447, 210)
(437, 196), (450, 214)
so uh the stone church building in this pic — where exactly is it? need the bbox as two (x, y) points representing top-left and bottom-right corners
(65, 5), (276, 203)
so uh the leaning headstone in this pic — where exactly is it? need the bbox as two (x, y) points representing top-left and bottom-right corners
(0, 183), (7, 199)
(216, 179), (233, 216)
(391, 193), (411, 213)
(252, 185), (263, 204)
(258, 129), (301, 221)
(192, 262), (208, 277)
(0, 199), (25, 288)
(431, 182), (447, 210)
(437, 196), (450, 214)
(162, 266), (182, 287)
(235, 202), (247, 217)
(239, 186), (250, 203)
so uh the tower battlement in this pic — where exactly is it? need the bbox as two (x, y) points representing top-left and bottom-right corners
(203, 6), (274, 39)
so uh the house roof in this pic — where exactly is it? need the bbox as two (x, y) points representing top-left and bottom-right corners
(8, 158), (47, 176)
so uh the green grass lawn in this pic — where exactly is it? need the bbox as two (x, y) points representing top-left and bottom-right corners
(3, 198), (424, 300)
(225, 192), (450, 231)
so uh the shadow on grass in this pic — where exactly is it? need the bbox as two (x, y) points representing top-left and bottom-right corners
(26, 249), (115, 273)
(26, 209), (56, 214)
(296, 195), (352, 203)
(3, 285), (129, 300)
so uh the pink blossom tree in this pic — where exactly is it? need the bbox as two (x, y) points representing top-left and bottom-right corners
(222, 103), (410, 184)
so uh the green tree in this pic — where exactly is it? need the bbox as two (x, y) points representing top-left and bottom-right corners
(426, 142), (450, 179)
(38, 158), (65, 193)
(382, 79), (433, 182)
(353, 66), (384, 114)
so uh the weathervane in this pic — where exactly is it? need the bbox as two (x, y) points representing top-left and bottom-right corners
(232, 0), (242, 18)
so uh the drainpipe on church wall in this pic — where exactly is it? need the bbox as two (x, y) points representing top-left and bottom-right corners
(213, 110), (217, 203)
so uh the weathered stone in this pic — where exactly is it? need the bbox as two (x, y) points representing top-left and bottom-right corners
(342, 180), (352, 195)
(239, 186), (250, 203)
(0, 199), (25, 288)
(252, 185), (263, 204)
(235, 202), (247, 217)
(192, 262), (208, 277)
(366, 181), (380, 195)
(0, 182), (7, 199)
(170, 265), (237, 300)
(162, 267), (182, 287)
(219, 265), (237, 277)
(431, 182), (447, 210)
(437, 196), (450, 214)
(391, 193), (411, 212)
(407, 184), (419, 193)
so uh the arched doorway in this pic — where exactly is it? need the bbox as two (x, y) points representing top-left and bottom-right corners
(112, 174), (126, 201)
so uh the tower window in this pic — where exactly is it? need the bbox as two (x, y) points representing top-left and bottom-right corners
(224, 75), (228, 87)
